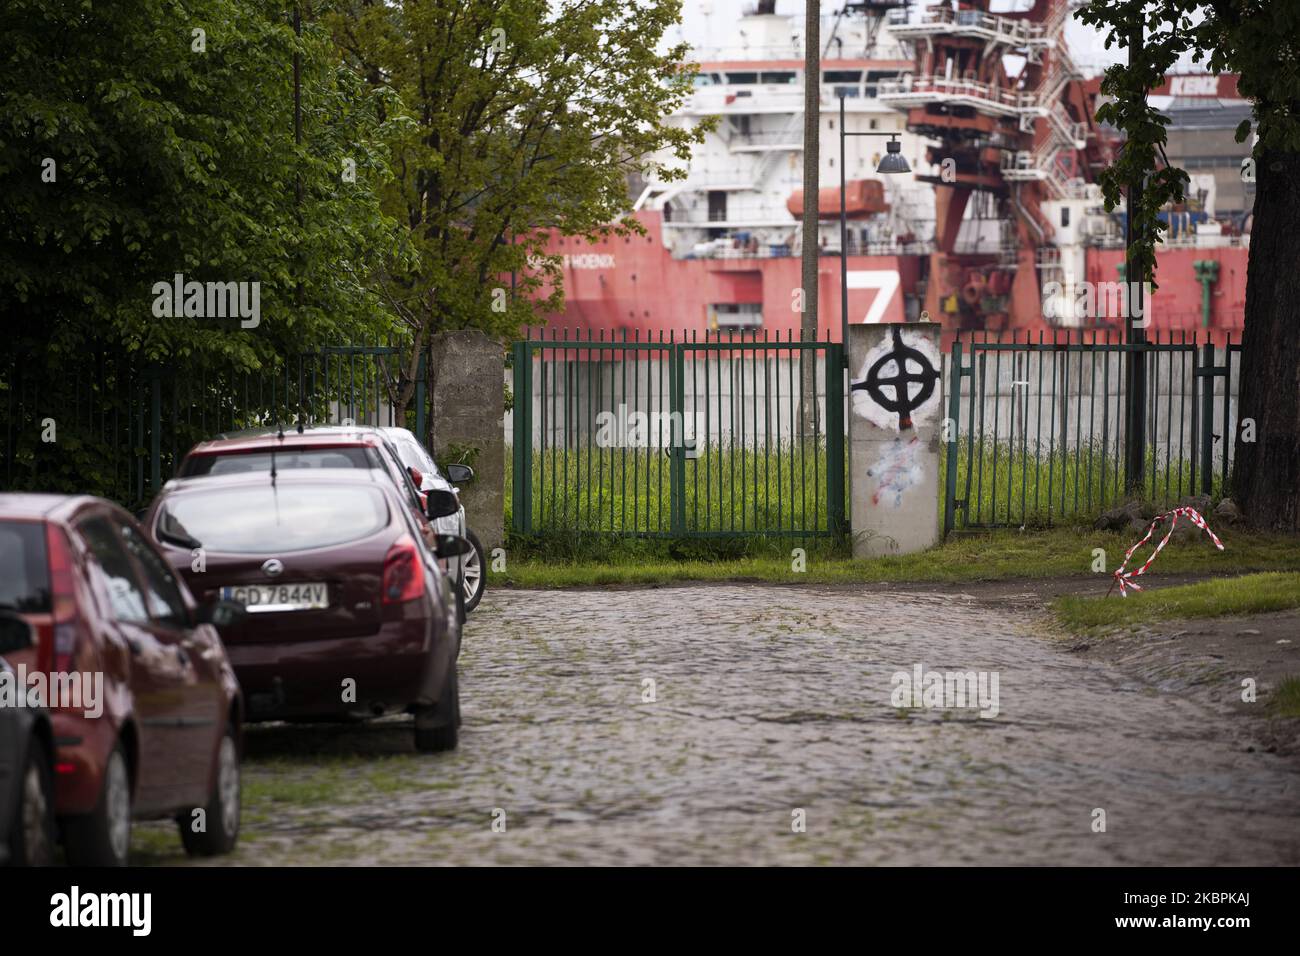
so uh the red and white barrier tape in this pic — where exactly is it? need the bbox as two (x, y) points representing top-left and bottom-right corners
(1110, 507), (1224, 597)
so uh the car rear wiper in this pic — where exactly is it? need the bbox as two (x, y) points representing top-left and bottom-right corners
(157, 511), (203, 550)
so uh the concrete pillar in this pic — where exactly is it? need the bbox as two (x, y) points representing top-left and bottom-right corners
(429, 330), (505, 549)
(848, 322), (943, 557)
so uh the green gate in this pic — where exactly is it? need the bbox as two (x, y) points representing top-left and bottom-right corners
(942, 330), (1242, 533)
(511, 330), (846, 541)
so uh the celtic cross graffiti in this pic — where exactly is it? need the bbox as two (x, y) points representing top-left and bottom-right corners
(851, 327), (940, 429)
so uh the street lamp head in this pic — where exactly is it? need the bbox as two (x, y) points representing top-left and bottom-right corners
(876, 137), (910, 175)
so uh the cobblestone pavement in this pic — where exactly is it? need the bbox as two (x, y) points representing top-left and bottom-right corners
(169, 585), (1300, 866)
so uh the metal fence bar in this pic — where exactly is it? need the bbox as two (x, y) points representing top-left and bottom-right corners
(944, 333), (1238, 532)
(503, 334), (844, 540)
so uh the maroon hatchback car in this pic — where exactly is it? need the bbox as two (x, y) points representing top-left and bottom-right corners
(144, 469), (466, 752)
(0, 494), (244, 866)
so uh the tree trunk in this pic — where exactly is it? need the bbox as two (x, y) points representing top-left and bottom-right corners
(1233, 147), (1300, 531)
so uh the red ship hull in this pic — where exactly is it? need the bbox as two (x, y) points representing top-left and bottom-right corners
(532, 211), (1247, 347)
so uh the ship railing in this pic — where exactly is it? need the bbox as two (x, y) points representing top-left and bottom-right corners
(753, 111), (805, 181)
(733, 128), (806, 147)
(1043, 99), (1086, 148)
(877, 74), (1036, 113)
(891, 4), (1047, 46)
(673, 238), (938, 259)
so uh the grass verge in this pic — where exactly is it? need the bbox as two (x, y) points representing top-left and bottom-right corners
(491, 528), (1300, 589)
(505, 441), (1229, 537)
(1050, 571), (1300, 633)
(1271, 677), (1300, 719)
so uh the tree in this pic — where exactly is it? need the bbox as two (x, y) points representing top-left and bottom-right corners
(326, 0), (706, 428)
(0, 0), (403, 495)
(1078, 0), (1300, 530)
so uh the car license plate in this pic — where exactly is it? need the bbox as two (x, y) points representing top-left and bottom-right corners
(221, 583), (328, 612)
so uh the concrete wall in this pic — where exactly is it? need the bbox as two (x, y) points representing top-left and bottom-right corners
(503, 346), (1238, 474)
(848, 323), (943, 557)
(505, 353), (836, 449)
(430, 331), (505, 549)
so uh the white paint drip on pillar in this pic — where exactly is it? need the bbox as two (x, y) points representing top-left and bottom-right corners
(848, 322), (943, 557)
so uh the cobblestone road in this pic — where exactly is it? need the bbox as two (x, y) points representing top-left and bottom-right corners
(175, 585), (1300, 866)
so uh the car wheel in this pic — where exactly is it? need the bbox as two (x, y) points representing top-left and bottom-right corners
(8, 737), (56, 866)
(414, 664), (459, 753)
(461, 529), (486, 613)
(178, 724), (241, 857)
(63, 742), (131, 867)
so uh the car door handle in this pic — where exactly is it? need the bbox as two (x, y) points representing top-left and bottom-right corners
(125, 635), (143, 657)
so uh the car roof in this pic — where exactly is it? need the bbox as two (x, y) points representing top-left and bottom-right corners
(379, 426), (421, 445)
(155, 467), (397, 499)
(0, 493), (121, 522)
(187, 425), (391, 457)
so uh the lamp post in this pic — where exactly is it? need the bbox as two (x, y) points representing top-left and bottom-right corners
(1123, 25), (1147, 493)
(837, 92), (911, 361)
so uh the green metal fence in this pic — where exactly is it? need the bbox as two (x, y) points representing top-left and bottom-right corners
(942, 330), (1242, 533)
(511, 330), (846, 541)
(1, 343), (422, 508)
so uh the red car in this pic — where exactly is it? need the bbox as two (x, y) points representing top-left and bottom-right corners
(172, 426), (475, 624)
(173, 426), (435, 546)
(0, 494), (244, 866)
(143, 469), (467, 751)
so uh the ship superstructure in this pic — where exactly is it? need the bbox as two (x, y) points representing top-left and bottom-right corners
(532, 1), (1250, 343)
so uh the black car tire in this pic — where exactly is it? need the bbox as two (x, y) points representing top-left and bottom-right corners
(8, 736), (56, 866)
(178, 724), (241, 857)
(414, 664), (459, 753)
(63, 742), (131, 867)
(461, 529), (486, 613)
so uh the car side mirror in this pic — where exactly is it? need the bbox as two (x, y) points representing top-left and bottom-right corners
(445, 463), (474, 484)
(197, 598), (246, 628)
(426, 489), (459, 520)
(0, 613), (34, 655)
(433, 534), (473, 559)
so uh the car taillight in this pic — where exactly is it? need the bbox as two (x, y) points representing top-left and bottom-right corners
(381, 534), (425, 604)
(46, 523), (81, 673)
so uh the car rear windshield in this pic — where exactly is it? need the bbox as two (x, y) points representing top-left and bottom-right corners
(0, 520), (51, 612)
(180, 446), (381, 477)
(392, 438), (439, 477)
(158, 485), (390, 553)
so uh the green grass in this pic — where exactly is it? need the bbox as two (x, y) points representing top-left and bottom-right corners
(1050, 572), (1300, 632)
(945, 438), (1220, 528)
(491, 528), (1300, 589)
(504, 438), (1227, 559)
(509, 442), (839, 536)
(1271, 677), (1300, 719)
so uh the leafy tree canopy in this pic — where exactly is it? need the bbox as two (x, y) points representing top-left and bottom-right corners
(327, 0), (707, 414)
(1077, 0), (1300, 529)
(0, 0), (404, 370)
(1077, 0), (1300, 279)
